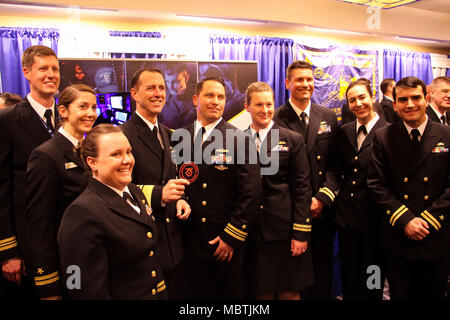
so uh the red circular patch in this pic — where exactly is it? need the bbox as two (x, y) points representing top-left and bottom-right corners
(179, 162), (199, 183)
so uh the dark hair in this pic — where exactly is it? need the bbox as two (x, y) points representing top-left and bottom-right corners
(58, 84), (96, 108)
(346, 78), (373, 100)
(393, 76), (427, 102)
(194, 77), (226, 96)
(58, 84), (96, 125)
(22, 45), (57, 70)
(286, 60), (313, 80)
(245, 82), (274, 105)
(80, 124), (122, 172)
(380, 78), (395, 95)
(0, 92), (22, 107)
(130, 68), (164, 89)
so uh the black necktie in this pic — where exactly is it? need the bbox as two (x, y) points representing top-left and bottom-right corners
(358, 125), (367, 135)
(300, 112), (308, 128)
(254, 132), (261, 153)
(195, 126), (205, 145)
(411, 129), (420, 148)
(123, 191), (138, 207)
(152, 126), (162, 149)
(440, 115), (447, 125)
(44, 109), (54, 133)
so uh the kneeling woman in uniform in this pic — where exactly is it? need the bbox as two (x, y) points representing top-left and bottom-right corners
(25, 84), (97, 299)
(57, 124), (167, 300)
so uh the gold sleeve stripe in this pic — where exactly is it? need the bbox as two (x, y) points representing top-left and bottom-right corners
(293, 223), (312, 230)
(0, 237), (17, 251)
(34, 272), (60, 286)
(319, 187), (335, 201)
(293, 227), (312, 232)
(0, 236), (16, 244)
(226, 223), (248, 237)
(389, 205), (407, 226)
(224, 225), (246, 241)
(137, 185), (155, 208)
(421, 211), (441, 230)
(157, 280), (166, 293)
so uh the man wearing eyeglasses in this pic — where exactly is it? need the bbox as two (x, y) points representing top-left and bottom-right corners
(427, 76), (450, 125)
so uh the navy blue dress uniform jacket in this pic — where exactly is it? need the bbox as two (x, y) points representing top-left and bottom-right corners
(380, 97), (400, 123)
(0, 98), (54, 263)
(173, 119), (262, 260)
(57, 178), (167, 300)
(426, 105), (449, 125)
(24, 131), (88, 297)
(246, 123), (312, 242)
(328, 117), (387, 230)
(121, 114), (183, 270)
(367, 119), (450, 260)
(273, 101), (339, 205)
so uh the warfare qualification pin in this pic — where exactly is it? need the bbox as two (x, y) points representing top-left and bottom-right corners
(179, 162), (199, 183)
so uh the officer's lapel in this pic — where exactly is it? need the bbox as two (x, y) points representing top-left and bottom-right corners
(359, 118), (386, 152)
(54, 132), (85, 169)
(306, 106), (320, 152)
(134, 115), (163, 161)
(280, 102), (304, 134)
(159, 127), (171, 180)
(89, 179), (154, 228)
(17, 99), (52, 143)
(343, 120), (358, 152)
(406, 121), (441, 175)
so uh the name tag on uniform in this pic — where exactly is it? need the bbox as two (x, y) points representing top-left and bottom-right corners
(318, 121), (331, 135)
(64, 162), (78, 169)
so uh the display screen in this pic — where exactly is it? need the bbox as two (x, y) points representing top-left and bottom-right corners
(110, 95), (124, 109)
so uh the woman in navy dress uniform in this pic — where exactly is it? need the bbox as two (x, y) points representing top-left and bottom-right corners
(325, 78), (386, 299)
(244, 82), (313, 300)
(25, 84), (97, 299)
(57, 124), (167, 300)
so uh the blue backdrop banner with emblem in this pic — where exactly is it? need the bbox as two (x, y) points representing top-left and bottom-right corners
(294, 44), (379, 122)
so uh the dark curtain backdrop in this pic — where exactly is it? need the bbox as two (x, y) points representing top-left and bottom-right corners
(383, 49), (433, 84)
(0, 27), (59, 97)
(210, 35), (294, 108)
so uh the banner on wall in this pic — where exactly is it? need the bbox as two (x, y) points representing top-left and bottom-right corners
(294, 44), (379, 121)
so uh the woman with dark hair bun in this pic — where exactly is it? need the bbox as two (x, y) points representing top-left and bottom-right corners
(57, 124), (167, 300)
(325, 78), (387, 300)
(24, 84), (97, 300)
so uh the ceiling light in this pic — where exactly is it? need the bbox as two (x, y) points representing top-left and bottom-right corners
(176, 14), (268, 25)
(305, 26), (369, 36)
(395, 36), (444, 44)
(0, 1), (118, 13)
(337, 0), (422, 9)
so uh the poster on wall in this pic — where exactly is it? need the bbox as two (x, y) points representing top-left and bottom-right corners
(198, 62), (258, 123)
(126, 60), (198, 129)
(59, 59), (126, 93)
(294, 44), (379, 122)
(59, 58), (258, 129)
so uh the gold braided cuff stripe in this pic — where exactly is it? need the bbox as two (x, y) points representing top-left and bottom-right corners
(137, 185), (154, 208)
(293, 223), (312, 232)
(420, 210), (441, 231)
(319, 187), (335, 202)
(157, 280), (166, 293)
(390, 205), (407, 227)
(0, 236), (18, 252)
(224, 223), (247, 242)
(34, 272), (60, 286)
